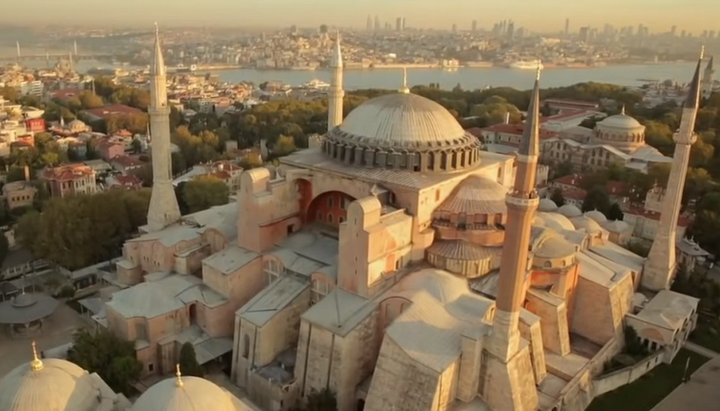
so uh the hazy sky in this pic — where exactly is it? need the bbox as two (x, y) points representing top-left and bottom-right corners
(1, 0), (717, 33)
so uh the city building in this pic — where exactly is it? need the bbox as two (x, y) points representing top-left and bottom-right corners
(540, 108), (672, 173)
(81, 35), (706, 411)
(3, 180), (37, 210)
(623, 185), (691, 242)
(96, 140), (126, 161)
(42, 163), (97, 198)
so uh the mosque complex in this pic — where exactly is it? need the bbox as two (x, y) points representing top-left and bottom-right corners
(0, 28), (707, 411)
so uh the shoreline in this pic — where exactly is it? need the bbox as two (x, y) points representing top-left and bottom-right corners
(195, 61), (691, 73)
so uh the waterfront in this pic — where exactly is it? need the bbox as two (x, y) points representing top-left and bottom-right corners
(34, 60), (699, 90)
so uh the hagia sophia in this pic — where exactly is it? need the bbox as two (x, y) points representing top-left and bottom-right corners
(0, 29), (705, 411)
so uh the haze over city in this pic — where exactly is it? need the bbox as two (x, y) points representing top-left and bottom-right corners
(0, 0), (718, 32)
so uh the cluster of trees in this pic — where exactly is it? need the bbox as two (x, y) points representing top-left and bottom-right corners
(178, 342), (204, 377)
(67, 329), (143, 395)
(15, 189), (151, 270)
(178, 175), (229, 214)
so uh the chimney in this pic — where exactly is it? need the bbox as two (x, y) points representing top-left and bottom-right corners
(504, 111), (511, 124)
(23, 165), (30, 182)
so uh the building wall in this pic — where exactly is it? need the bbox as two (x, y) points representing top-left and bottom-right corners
(525, 290), (570, 356)
(202, 256), (264, 310)
(592, 351), (665, 397)
(570, 276), (616, 345)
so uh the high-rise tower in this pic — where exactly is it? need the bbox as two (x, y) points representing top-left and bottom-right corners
(146, 24), (181, 232)
(327, 32), (344, 132)
(642, 49), (704, 291)
(484, 67), (541, 411)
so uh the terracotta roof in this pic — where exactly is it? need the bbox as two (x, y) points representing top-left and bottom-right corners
(51, 88), (82, 101)
(110, 155), (145, 168)
(625, 206), (692, 227)
(82, 104), (142, 120)
(43, 164), (94, 181)
(553, 174), (628, 196)
(481, 123), (558, 140)
(209, 171), (231, 180)
(110, 175), (143, 188)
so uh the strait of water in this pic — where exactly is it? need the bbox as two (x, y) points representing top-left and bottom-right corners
(23, 59), (699, 90)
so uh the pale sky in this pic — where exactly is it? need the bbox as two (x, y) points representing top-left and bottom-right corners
(1, 0), (717, 34)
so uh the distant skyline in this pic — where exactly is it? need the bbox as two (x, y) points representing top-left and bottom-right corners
(0, 0), (717, 34)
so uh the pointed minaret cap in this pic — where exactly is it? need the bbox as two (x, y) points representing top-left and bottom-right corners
(684, 46), (704, 110)
(399, 67), (410, 94)
(330, 30), (343, 68)
(175, 364), (184, 387)
(30, 341), (43, 372)
(151, 23), (166, 76)
(519, 67), (541, 158)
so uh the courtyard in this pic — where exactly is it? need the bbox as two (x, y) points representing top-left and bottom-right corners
(0, 303), (88, 375)
(587, 349), (711, 411)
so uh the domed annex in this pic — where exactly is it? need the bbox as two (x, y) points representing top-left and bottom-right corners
(322, 92), (481, 172)
(592, 107), (646, 151)
(584, 210), (608, 224)
(538, 198), (559, 212)
(557, 204), (582, 218)
(132, 365), (238, 411)
(570, 216), (603, 236)
(0, 343), (100, 411)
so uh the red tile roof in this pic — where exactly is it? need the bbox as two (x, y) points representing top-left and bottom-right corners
(481, 123), (559, 140)
(82, 104), (142, 120)
(51, 88), (82, 101)
(43, 164), (94, 181)
(111, 175), (143, 188)
(110, 155), (145, 168)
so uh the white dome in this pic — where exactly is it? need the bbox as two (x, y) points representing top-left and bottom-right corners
(339, 93), (467, 146)
(0, 357), (100, 411)
(584, 210), (608, 224)
(570, 216), (603, 234)
(132, 374), (236, 411)
(597, 114), (643, 130)
(537, 212), (576, 232)
(534, 235), (576, 259)
(557, 204), (582, 218)
(539, 198), (559, 212)
(604, 219), (630, 233)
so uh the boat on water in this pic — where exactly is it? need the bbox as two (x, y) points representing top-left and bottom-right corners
(509, 60), (544, 70)
(301, 79), (330, 89)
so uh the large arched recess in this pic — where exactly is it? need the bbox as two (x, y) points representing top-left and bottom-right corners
(306, 191), (356, 228)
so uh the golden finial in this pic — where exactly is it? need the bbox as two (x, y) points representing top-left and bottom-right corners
(536, 60), (542, 81)
(175, 364), (184, 387)
(621, 105), (626, 115)
(30, 341), (43, 371)
(400, 67), (410, 94)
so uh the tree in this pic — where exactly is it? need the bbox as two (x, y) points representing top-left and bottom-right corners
(182, 176), (229, 213)
(581, 186), (611, 214)
(239, 152), (263, 169)
(178, 342), (204, 377)
(274, 135), (297, 156)
(0, 233), (8, 266)
(79, 91), (104, 109)
(550, 188), (566, 207)
(131, 139), (143, 154)
(0, 86), (19, 103)
(67, 329), (143, 395)
(607, 203), (624, 221)
(623, 326), (648, 357)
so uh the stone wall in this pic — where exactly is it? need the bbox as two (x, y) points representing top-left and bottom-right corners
(571, 275), (615, 345)
(592, 351), (665, 397)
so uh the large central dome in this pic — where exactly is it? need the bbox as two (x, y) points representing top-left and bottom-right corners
(323, 93), (481, 173)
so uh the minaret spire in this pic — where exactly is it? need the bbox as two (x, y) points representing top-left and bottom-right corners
(643, 48), (703, 291)
(30, 341), (43, 372)
(484, 69), (541, 411)
(146, 24), (181, 232)
(327, 30), (344, 132)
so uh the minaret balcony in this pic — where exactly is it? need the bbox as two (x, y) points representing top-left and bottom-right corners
(505, 193), (540, 208)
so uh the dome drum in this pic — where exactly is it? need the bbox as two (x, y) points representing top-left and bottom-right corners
(426, 240), (501, 278)
(433, 223), (506, 247)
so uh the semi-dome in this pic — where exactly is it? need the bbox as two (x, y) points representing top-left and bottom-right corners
(570, 216), (603, 235)
(539, 198), (559, 212)
(584, 210), (608, 224)
(597, 113), (643, 130)
(323, 92), (481, 172)
(557, 204), (582, 218)
(132, 368), (236, 411)
(434, 176), (508, 217)
(0, 346), (100, 411)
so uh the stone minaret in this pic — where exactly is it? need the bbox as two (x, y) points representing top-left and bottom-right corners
(642, 50), (704, 291)
(484, 68), (541, 411)
(327, 31), (344, 132)
(702, 55), (714, 100)
(146, 24), (181, 232)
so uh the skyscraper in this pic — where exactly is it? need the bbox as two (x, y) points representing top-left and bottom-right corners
(643, 49), (704, 291)
(366, 15), (372, 31)
(452, 23), (457, 33)
(146, 24), (181, 232)
(374, 15), (381, 31)
(472, 20), (478, 32)
(396, 17), (402, 31)
(565, 18), (570, 35)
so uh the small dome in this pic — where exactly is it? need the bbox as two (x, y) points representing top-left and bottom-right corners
(539, 198), (559, 212)
(537, 212), (576, 231)
(557, 204), (582, 218)
(604, 219), (630, 233)
(132, 373), (236, 411)
(584, 210), (608, 224)
(570, 216), (602, 234)
(534, 235), (576, 259)
(397, 268), (468, 304)
(597, 113), (643, 130)
(0, 354), (100, 411)
(435, 176), (507, 217)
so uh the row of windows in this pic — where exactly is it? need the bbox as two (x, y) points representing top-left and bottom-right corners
(315, 211), (345, 224)
(326, 196), (351, 209)
(10, 195), (33, 202)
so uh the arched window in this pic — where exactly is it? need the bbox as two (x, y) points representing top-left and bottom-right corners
(242, 334), (250, 359)
(311, 279), (331, 303)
